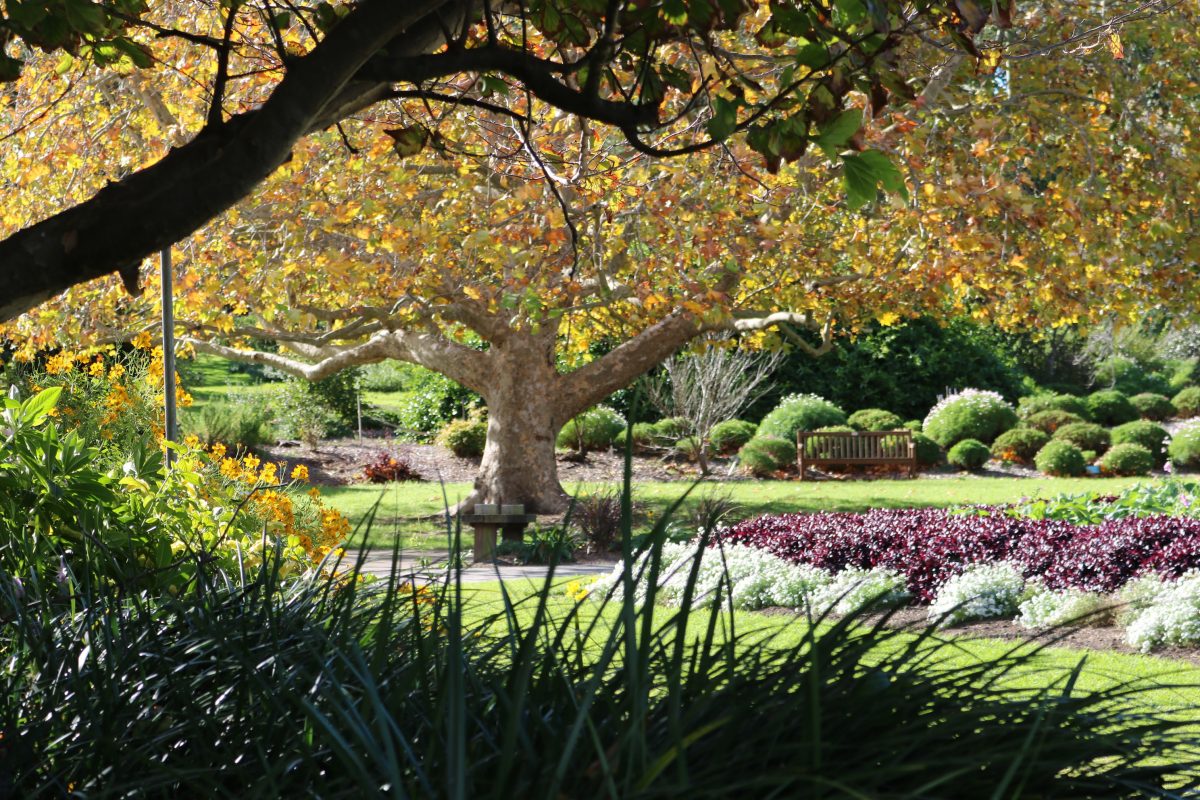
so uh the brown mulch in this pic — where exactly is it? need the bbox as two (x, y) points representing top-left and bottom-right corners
(253, 432), (1050, 488)
(757, 605), (1200, 665)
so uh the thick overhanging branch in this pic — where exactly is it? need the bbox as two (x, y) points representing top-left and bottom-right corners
(726, 312), (836, 357)
(184, 334), (394, 383)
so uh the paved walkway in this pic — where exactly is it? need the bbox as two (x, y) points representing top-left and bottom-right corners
(353, 550), (616, 584)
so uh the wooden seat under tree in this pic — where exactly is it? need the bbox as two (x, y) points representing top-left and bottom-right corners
(797, 430), (916, 480)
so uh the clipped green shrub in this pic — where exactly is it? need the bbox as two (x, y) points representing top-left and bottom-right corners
(709, 419), (757, 454)
(558, 406), (626, 452)
(757, 394), (846, 441)
(1130, 393), (1176, 421)
(1098, 443), (1155, 477)
(1021, 409), (1085, 435)
(1110, 420), (1170, 466)
(947, 439), (990, 471)
(1168, 419), (1200, 469)
(846, 408), (904, 432)
(1093, 356), (1172, 396)
(1173, 386), (1200, 418)
(990, 427), (1050, 464)
(903, 419), (923, 433)
(676, 436), (703, 461)
(922, 389), (1017, 447)
(1168, 359), (1199, 393)
(1085, 390), (1138, 426)
(738, 436), (796, 477)
(1035, 440), (1087, 477)
(912, 433), (942, 466)
(437, 416), (488, 457)
(614, 422), (658, 452)
(1052, 422), (1110, 456)
(1016, 393), (1090, 421)
(651, 416), (691, 441)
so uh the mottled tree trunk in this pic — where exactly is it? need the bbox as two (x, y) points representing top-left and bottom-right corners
(468, 330), (570, 514)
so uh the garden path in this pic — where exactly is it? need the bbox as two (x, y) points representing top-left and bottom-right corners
(353, 549), (616, 584)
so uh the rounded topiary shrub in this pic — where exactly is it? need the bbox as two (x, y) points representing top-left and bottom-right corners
(922, 389), (1017, 447)
(614, 422), (657, 452)
(1099, 443), (1155, 476)
(757, 394), (846, 442)
(557, 406), (626, 452)
(1110, 420), (1170, 466)
(1052, 422), (1111, 455)
(1035, 440), (1087, 477)
(990, 427), (1050, 464)
(1174, 387), (1200, 419)
(738, 436), (797, 477)
(1168, 419), (1200, 469)
(1129, 393), (1176, 422)
(650, 416), (690, 442)
(903, 420), (923, 433)
(1021, 409), (1085, 435)
(708, 419), (757, 455)
(1017, 393), (1089, 421)
(912, 432), (942, 466)
(947, 439), (990, 471)
(436, 417), (488, 458)
(846, 408), (904, 432)
(1085, 390), (1138, 426)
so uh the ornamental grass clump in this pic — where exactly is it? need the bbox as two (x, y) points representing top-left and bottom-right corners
(927, 562), (1025, 625)
(922, 388), (1017, 447)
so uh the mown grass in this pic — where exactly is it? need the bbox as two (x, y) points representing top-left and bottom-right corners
(454, 577), (1200, 716)
(323, 475), (1152, 550)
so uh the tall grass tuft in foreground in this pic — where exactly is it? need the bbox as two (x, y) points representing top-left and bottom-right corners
(1, 477), (1199, 796)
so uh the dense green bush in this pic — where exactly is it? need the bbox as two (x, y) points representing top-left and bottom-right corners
(912, 432), (942, 466)
(757, 394), (846, 441)
(748, 317), (1026, 420)
(614, 421), (658, 452)
(1110, 420), (1170, 466)
(1035, 440), (1087, 477)
(272, 380), (343, 444)
(1092, 356), (1173, 396)
(708, 419), (757, 454)
(557, 406), (625, 452)
(676, 435), (703, 461)
(393, 368), (485, 439)
(947, 439), (991, 471)
(922, 389), (1017, 447)
(1130, 392), (1176, 421)
(1052, 422), (1111, 456)
(1098, 443), (1155, 477)
(1168, 420), (1200, 469)
(305, 368), (363, 433)
(650, 416), (690, 441)
(903, 419), (923, 433)
(1168, 359), (1199, 393)
(1021, 409), (1086, 434)
(1016, 393), (1090, 421)
(738, 436), (796, 477)
(1085, 390), (1138, 426)
(846, 408), (905, 431)
(437, 416), (488, 457)
(1173, 386), (1200, 418)
(359, 360), (412, 392)
(990, 427), (1050, 464)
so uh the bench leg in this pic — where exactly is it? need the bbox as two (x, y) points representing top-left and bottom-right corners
(473, 524), (499, 562)
(501, 524), (526, 545)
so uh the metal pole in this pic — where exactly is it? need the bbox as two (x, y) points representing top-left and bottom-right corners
(161, 247), (178, 466)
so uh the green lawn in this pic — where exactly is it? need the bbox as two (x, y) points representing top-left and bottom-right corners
(324, 475), (1151, 550)
(452, 579), (1200, 716)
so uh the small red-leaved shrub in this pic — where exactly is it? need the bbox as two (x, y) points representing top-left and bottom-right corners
(720, 508), (1200, 602)
(362, 452), (422, 483)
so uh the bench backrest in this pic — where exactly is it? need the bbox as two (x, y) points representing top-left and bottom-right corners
(798, 430), (914, 462)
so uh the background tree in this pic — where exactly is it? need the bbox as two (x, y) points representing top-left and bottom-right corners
(648, 337), (783, 475)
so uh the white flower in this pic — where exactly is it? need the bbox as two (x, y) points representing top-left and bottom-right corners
(1016, 584), (1110, 629)
(1124, 570), (1200, 652)
(928, 562), (1025, 626)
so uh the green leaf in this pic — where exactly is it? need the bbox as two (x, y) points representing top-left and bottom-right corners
(24, 387), (63, 426)
(384, 127), (428, 158)
(706, 96), (739, 141)
(816, 108), (862, 150)
(842, 154), (878, 209)
(857, 149), (908, 199)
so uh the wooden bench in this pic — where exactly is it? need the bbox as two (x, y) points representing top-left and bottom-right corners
(461, 505), (537, 562)
(797, 430), (916, 480)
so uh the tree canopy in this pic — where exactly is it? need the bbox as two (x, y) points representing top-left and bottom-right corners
(0, 0), (1152, 320)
